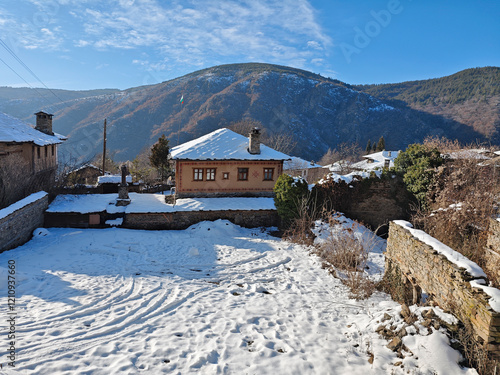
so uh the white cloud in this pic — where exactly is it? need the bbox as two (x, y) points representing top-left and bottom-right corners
(68, 0), (332, 71)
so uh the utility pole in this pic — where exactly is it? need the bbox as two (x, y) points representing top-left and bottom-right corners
(102, 118), (107, 175)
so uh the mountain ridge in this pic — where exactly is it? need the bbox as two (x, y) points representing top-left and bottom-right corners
(0, 63), (497, 163)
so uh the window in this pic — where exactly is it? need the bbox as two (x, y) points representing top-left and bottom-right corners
(222, 172), (229, 180)
(264, 168), (274, 181)
(206, 168), (216, 181)
(193, 168), (204, 181)
(238, 168), (248, 181)
(45, 146), (48, 158)
(37, 147), (40, 159)
(52, 145), (55, 156)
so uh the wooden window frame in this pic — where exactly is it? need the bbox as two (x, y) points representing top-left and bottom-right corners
(222, 172), (229, 180)
(51, 145), (55, 156)
(206, 168), (216, 181)
(263, 168), (274, 181)
(44, 146), (48, 158)
(238, 168), (249, 181)
(37, 147), (41, 159)
(193, 168), (204, 181)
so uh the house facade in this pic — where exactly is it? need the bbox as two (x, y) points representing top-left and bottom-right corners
(171, 128), (290, 197)
(0, 111), (66, 208)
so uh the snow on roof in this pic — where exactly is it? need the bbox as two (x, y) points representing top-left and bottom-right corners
(0, 112), (65, 146)
(351, 150), (399, 171)
(284, 156), (322, 170)
(444, 149), (492, 160)
(97, 175), (132, 184)
(323, 160), (353, 173)
(171, 128), (291, 161)
(69, 164), (102, 174)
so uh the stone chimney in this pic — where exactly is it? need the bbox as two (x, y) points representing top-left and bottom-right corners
(248, 127), (261, 155)
(35, 111), (54, 135)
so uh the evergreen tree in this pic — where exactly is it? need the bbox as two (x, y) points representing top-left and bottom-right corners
(149, 135), (172, 181)
(365, 140), (372, 154)
(372, 143), (377, 152)
(376, 136), (385, 151)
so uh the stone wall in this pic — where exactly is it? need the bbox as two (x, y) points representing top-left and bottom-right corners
(0, 192), (49, 253)
(125, 210), (279, 230)
(486, 218), (500, 281)
(45, 210), (279, 230)
(386, 221), (500, 357)
(346, 179), (410, 231)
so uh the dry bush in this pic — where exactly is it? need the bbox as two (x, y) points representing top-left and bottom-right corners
(283, 194), (319, 245)
(413, 154), (500, 285)
(316, 214), (377, 299)
(453, 321), (499, 375)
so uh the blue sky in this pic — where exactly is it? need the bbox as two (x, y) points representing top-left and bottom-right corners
(0, 0), (498, 90)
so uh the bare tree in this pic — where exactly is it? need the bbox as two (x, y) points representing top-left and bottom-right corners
(319, 143), (363, 174)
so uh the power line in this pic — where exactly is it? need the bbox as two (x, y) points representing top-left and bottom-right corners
(0, 38), (68, 109)
(0, 55), (54, 107)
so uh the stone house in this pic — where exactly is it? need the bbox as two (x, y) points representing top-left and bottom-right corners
(67, 164), (102, 186)
(0, 111), (66, 208)
(170, 128), (290, 197)
(351, 150), (400, 172)
(283, 157), (325, 183)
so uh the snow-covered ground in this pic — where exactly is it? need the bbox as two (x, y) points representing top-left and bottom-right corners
(0, 220), (476, 374)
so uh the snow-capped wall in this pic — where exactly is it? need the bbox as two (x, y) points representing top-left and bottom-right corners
(0, 192), (49, 253)
(386, 221), (500, 358)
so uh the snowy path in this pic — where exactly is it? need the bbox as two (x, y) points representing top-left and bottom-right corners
(0, 221), (474, 374)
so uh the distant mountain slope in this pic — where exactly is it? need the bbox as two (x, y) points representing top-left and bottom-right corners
(356, 67), (500, 140)
(0, 64), (492, 163)
(0, 87), (120, 123)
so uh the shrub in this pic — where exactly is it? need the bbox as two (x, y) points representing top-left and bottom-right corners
(316, 214), (377, 299)
(273, 174), (309, 228)
(394, 143), (444, 208)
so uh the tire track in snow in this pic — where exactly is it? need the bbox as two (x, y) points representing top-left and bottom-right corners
(18, 276), (138, 331)
(15, 251), (293, 371)
(17, 283), (218, 369)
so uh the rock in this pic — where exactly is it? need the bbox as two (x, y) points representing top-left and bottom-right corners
(401, 304), (411, 318)
(387, 337), (402, 352)
(422, 309), (437, 319)
(394, 361), (402, 367)
(376, 325), (386, 333)
(421, 319), (432, 328)
(368, 353), (374, 364)
(397, 327), (408, 338)
(382, 313), (391, 322)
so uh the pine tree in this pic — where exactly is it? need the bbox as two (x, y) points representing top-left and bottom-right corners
(149, 135), (172, 181)
(376, 136), (385, 151)
(365, 140), (372, 154)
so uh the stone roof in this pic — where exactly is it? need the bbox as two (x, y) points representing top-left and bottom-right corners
(170, 128), (291, 161)
(0, 112), (65, 146)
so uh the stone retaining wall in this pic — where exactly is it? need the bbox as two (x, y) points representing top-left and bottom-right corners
(0, 193), (49, 253)
(386, 221), (500, 357)
(125, 210), (278, 230)
(45, 210), (279, 230)
(486, 218), (500, 281)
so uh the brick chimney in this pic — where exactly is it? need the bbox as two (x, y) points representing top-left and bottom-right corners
(248, 127), (261, 154)
(35, 111), (54, 135)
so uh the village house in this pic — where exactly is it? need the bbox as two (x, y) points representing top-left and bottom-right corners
(66, 164), (103, 186)
(0, 111), (66, 208)
(351, 150), (400, 172)
(170, 128), (290, 197)
(283, 157), (325, 183)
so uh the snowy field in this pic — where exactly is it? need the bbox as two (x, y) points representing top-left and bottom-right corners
(0, 220), (475, 374)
